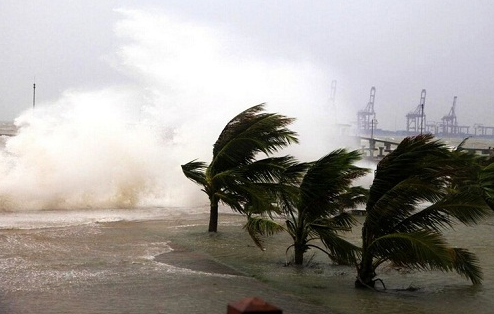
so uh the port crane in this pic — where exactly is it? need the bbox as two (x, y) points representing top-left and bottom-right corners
(425, 121), (440, 134)
(406, 89), (426, 134)
(357, 87), (376, 134)
(441, 96), (458, 134)
(440, 96), (469, 135)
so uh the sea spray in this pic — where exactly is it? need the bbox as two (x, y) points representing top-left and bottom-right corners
(0, 88), (180, 210)
(112, 8), (356, 158)
(0, 8), (356, 211)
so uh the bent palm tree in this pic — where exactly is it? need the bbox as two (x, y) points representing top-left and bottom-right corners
(356, 134), (494, 289)
(181, 104), (298, 232)
(245, 149), (369, 265)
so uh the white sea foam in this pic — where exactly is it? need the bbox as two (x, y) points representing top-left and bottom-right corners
(0, 206), (211, 229)
(0, 8), (352, 212)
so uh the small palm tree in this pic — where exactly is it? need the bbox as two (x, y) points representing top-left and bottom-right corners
(181, 104), (298, 232)
(356, 134), (494, 289)
(245, 149), (369, 265)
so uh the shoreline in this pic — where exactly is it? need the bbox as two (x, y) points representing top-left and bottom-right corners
(154, 242), (247, 277)
(148, 217), (334, 313)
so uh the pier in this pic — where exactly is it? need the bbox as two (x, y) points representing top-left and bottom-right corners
(356, 136), (400, 160)
(0, 122), (16, 137)
(356, 136), (494, 161)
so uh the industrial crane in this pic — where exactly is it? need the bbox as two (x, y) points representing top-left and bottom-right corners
(441, 96), (458, 135)
(406, 89), (426, 134)
(357, 87), (376, 134)
(440, 96), (470, 136)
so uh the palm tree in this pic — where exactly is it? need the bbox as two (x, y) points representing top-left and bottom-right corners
(181, 104), (298, 232)
(356, 134), (494, 289)
(245, 149), (369, 265)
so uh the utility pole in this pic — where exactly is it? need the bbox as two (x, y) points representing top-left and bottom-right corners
(406, 89), (426, 135)
(33, 79), (36, 109)
(419, 89), (426, 135)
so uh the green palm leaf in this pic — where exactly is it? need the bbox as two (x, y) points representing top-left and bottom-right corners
(181, 104), (299, 232)
(313, 225), (362, 265)
(315, 212), (357, 230)
(370, 232), (482, 284)
(370, 231), (452, 270)
(396, 190), (491, 233)
(450, 248), (482, 285)
(181, 160), (207, 186)
(271, 149), (369, 264)
(367, 178), (446, 230)
(366, 135), (450, 214)
(357, 134), (489, 288)
(479, 162), (494, 209)
(244, 216), (285, 250)
(211, 104), (298, 173)
(299, 149), (369, 220)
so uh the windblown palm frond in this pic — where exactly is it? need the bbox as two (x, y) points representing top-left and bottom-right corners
(368, 177), (449, 234)
(276, 161), (311, 215)
(243, 215), (285, 250)
(181, 160), (208, 186)
(214, 189), (245, 213)
(370, 231), (453, 270)
(217, 156), (299, 215)
(308, 212), (363, 264)
(181, 104), (298, 232)
(395, 190), (491, 233)
(312, 224), (362, 265)
(271, 149), (369, 265)
(370, 232), (482, 284)
(366, 135), (451, 226)
(479, 162), (494, 208)
(450, 248), (482, 285)
(357, 134), (491, 289)
(299, 149), (369, 221)
(315, 212), (357, 230)
(239, 156), (299, 183)
(211, 104), (298, 173)
(333, 186), (369, 213)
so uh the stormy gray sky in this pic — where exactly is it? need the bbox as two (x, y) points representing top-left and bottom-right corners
(1, 0), (494, 132)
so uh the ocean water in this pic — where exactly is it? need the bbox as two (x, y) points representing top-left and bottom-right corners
(0, 207), (493, 314)
(0, 207), (332, 314)
(181, 212), (494, 314)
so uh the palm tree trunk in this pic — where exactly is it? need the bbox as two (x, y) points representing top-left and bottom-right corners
(356, 258), (375, 288)
(294, 244), (304, 265)
(293, 221), (306, 265)
(356, 223), (375, 288)
(208, 195), (219, 232)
